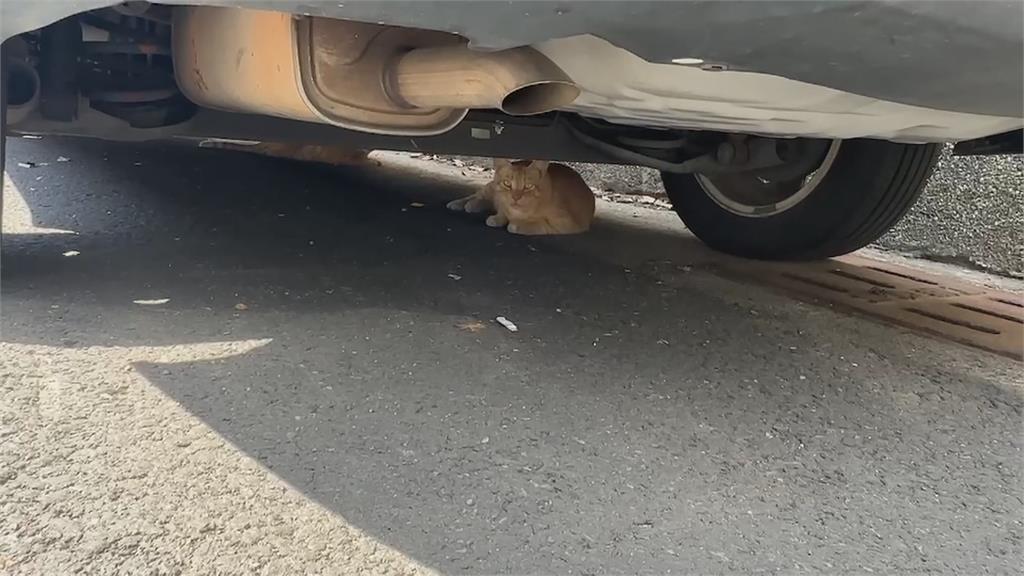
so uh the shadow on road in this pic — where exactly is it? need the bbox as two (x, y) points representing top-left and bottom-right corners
(2, 138), (1020, 574)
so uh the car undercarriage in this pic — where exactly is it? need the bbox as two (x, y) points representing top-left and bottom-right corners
(2, 1), (1022, 260)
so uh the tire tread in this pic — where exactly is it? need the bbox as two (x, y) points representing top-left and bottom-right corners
(662, 140), (942, 260)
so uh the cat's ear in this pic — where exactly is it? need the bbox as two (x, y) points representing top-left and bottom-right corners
(530, 160), (550, 172)
(493, 158), (512, 170)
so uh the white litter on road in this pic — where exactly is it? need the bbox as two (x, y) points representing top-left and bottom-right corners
(495, 316), (518, 332)
(133, 298), (170, 305)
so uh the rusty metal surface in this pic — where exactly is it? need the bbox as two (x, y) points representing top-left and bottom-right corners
(718, 254), (1024, 360)
(172, 8), (312, 121)
(298, 17), (468, 133)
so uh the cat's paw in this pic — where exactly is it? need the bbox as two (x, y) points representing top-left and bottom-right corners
(486, 215), (506, 228)
(446, 198), (467, 211)
(506, 222), (521, 234)
(464, 197), (490, 213)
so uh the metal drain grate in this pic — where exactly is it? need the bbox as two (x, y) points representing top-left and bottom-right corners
(720, 255), (1024, 360)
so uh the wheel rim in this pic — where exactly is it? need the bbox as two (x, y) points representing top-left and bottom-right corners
(696, 139), (842, 218)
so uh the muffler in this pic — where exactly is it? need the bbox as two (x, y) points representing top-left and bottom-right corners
(173, 7), (579, 136)
(386, 45), (580, 116)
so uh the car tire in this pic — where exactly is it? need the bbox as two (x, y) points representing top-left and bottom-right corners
(661, 139), (942, 260)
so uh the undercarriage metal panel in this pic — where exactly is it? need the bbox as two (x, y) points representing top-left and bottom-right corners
(3, 1), (1022, 118)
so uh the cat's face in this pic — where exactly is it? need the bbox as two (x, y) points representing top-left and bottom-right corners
(494, 159), (550, 209)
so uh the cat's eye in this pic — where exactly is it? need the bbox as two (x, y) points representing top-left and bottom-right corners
(525, 184), (536, 190)
(501, 180), (512, 188)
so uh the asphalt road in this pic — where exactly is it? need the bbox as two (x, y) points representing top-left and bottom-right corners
(1, 138), (1022, 575)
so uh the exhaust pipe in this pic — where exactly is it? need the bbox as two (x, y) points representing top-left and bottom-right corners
(387, 45), (579, 116)
(5, 59), (40, 126)
(174, 7), (579, 136)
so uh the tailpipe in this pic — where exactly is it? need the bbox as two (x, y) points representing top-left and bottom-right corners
(387, 45), (580, 116)
(173, 7), (580, 136)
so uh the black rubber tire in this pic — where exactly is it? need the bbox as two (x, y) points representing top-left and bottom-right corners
(661, 139), (942, 260)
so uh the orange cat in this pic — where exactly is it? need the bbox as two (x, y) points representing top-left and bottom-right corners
(448, 159), (594, 235)
(199, 140), (373, 166)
